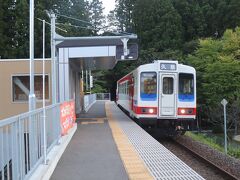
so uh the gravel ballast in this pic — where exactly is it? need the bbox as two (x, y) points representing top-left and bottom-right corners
(175, 135), (240, 178)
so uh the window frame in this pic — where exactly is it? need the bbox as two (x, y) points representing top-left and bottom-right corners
(178, 73), (194, 102)
(162, 77), (174, 95)
(11, 74), (50, 103)
(140, 72), (157, 101)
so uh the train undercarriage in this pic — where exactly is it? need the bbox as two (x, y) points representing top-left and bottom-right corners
(135, 118), (196, 136)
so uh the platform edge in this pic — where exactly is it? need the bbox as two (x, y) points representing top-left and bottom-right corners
(29, 123), (77, 180)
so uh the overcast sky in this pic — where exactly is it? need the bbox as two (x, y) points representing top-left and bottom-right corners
(101, 0), (115, 15)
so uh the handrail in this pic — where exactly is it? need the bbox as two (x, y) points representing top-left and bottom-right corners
(83, 94), (96, 112)
(0, 102), (63, 180)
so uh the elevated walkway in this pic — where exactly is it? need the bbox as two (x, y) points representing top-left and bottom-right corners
(50, 101), (204, 180)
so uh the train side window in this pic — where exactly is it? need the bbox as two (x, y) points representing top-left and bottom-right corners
(140, 72), (157, 100)
(179, 73), (194, 101)
(134, 76), (137, 96)
(163, 77), (173, 94)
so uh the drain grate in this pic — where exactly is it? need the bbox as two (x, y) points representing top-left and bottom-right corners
(111, 103), (204, 180)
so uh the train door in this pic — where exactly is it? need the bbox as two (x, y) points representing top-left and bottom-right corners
(159, 73), (177, 117)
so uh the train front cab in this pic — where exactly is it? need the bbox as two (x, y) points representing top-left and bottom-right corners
(137, 62), (196, 133)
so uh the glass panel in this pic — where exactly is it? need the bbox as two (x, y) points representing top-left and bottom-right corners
(12, 75), (49, 102)
(163, 77), (173, 94)
(140, 72), (157, 100)
(34, 75), (49, 99)
(12, 76), (29, 101)
(179, 73), (194, 101)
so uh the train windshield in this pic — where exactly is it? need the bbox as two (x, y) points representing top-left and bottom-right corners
(140, 72), (157, 100)
(179, 73), (194, 102)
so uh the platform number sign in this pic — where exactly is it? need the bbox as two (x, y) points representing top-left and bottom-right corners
(160, 63), (176, 70)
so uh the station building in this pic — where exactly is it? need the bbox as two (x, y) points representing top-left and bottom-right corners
(0, 59), (52, 120)
(0, 36), (138, 121)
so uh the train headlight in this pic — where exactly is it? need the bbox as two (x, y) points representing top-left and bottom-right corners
(178, 108), (196, 115)
(180, 109), (186, 114)
(149, 108), (154, 114)
(141, 108), (156, 114)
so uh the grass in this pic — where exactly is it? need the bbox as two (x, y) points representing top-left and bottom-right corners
(185, 131), (240, 159)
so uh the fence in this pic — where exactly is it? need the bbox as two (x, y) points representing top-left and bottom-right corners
(84, 94), (96, 112)
(96, 93), (111, 100)
(0, 104), (61, 180)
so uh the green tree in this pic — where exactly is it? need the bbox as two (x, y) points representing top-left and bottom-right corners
(106, 10), (121, 32)
(133, 0), (183, 51)
(115, 0), (135, 32)
(88, 0), (105, 34)
(198, 0), (240, 37)
(55, 0), (92, 37)
(186, 27), (240, 132)
(0, 0), (16, 58)
(224, 0), (240, 30)
(172, 0), (206, 41)
(14, 0), (29, 58)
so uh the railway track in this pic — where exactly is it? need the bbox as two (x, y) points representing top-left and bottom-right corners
(158, 137), (238, 180)
(118, 105), (240, 179)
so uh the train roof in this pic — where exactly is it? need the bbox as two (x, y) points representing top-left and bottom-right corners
(137, 60), (195, 72)
(117, 60), (195, 83)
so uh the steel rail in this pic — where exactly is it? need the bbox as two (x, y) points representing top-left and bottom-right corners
(173, 138), (239, 180)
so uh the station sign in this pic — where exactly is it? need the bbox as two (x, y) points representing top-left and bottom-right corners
(60, 100), (76, 135)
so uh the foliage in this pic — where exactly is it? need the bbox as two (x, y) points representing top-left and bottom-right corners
(186, 27), (240, 132)
(133, 0), (183, 51)
(199, 0), (240, 37)
(106, 10), (121, 32)
(88, 0), (105, 34)
(91, 84), (107, 93)
(0, 0), (16, 58)
(0, 0), (92, 59)
(115, 0), (135, 32)
(91, 70), (109, 93)
(228, 147), (240, 159)
(172, 0), (206, 41)
(182, 40), (199, 55)
(186, 132), (223, 152)
(186, 132), (240, 159)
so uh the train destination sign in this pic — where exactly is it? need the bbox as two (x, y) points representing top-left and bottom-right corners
(160, 63), (176, 70)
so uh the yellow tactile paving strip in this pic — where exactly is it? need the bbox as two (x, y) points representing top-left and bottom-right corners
(79, 118), (105, 125)
(105, 102), (154, 180)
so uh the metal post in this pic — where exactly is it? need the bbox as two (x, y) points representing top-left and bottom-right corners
(80, 70), (84, 111)
(121, 37), (129, 60)
(29, 0), (36, 111)
(221, 99), (228, 154)
(86, 70), (88, 93)
(224, 104), (227, 154)
(51, 14), (56, 104)
(42, 20), (47, 165)
(29, 0), (36, 168)
(89, 70), (91, 94)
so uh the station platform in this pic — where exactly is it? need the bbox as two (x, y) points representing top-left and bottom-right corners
(50, 101), (204, 180)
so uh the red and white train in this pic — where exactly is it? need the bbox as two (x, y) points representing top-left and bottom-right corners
(116, 60), (196, 134)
